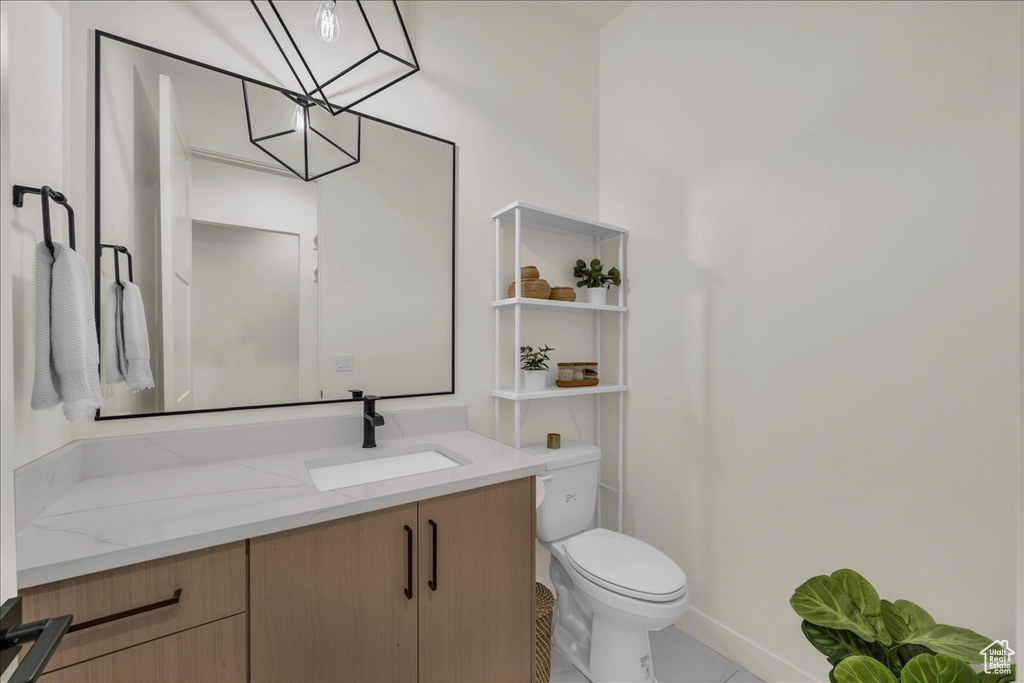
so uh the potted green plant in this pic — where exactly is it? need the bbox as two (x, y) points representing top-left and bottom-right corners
(790, 569), (1014, 683)
(520, 345), (553, 391)
(573, 258), (622, 306)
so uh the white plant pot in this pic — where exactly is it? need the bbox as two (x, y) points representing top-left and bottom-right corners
(585, 287), (607, 306)
(523, 370), (547, 392)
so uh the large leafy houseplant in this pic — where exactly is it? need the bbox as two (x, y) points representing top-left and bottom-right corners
(791, 569), (1014, 683)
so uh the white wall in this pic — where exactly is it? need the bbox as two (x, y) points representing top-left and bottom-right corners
(0, 2), (73, 677)
(599, 2), (1022, 680)
(3, 0), (73, 466)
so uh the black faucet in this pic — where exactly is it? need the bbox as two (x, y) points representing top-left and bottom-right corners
(350, 390), (385, 448)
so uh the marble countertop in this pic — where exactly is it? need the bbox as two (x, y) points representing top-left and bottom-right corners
(16, 415), (545, 588)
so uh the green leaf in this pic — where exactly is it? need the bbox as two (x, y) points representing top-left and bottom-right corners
(830, 569), (880, 613)
(880, 600), (911, 645)
(791, 576), (879, 642)
(892, 600), (935, 633)
(834, 656), (899, 683)
(831, 570), (889, 646)
(894, 644), (934, 669)
(899, 654), (976, 683)
(903, 625), (990, 664)
(801, 621), (880, 662)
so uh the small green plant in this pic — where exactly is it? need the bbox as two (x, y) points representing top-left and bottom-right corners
(520, 345), (553, 371)
(573, 259), (621, 289)
(791, 569), (1014, 683)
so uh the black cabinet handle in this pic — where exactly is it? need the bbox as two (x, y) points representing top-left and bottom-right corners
(66, 589), (182, 633)
(428, 519), (438, 591)
(403, 525), (413, 599)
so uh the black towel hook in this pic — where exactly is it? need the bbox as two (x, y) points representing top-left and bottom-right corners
(117, 246), (134, 283)
(100, 244), (133, 286)
(12, 185), (76, 257)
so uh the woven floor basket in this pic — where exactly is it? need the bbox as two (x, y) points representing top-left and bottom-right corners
(548, 287), (576, 302)
(535, 582), (555, 683)
(508, 278), (552, 299)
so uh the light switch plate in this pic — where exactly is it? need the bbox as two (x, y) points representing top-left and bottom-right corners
(334, 355), (354, 372)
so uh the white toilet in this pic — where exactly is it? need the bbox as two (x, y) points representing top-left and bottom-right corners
(525, 441), (689, 683)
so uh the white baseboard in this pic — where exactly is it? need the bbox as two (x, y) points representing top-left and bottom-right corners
(677, 608), (819, 683)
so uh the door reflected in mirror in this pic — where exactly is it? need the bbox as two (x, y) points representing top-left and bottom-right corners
(95, 33), (455, 418)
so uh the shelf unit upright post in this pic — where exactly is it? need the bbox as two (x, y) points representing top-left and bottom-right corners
(491, 202), (628, 532)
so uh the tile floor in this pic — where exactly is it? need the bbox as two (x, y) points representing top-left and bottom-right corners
(548, 626), (764, 683)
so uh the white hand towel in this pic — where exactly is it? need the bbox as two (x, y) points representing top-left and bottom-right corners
(35, 243), (104, 420)
(31, 242), (60, 410)
(120, 281), (155, 392)
(104, 282), (126, 385)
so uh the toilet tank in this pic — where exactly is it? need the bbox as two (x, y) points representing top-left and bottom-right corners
(523, 441), (601, 543)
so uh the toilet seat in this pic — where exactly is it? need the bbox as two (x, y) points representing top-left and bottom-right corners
(564, 528), (687, 602)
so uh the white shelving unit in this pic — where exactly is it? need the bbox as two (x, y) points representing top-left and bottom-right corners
(491, 201), (628, 532)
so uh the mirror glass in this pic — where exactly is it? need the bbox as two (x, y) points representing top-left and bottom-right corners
(95, 34), (455, 418)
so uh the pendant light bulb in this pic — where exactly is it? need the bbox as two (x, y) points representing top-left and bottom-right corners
(291, 103), (308, 134)
(315, 0), (340, 43)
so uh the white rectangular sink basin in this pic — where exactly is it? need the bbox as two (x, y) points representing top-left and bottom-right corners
(306, 444), (463, 492)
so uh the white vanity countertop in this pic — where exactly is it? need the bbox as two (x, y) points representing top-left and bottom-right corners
(16, 424), (545, 588)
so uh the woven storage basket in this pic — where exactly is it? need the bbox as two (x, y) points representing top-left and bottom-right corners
(548, 287), (576, 302)
(521, 265), (541, 280)
(508, 278), (552, 299)
(535, 582), (555, 683)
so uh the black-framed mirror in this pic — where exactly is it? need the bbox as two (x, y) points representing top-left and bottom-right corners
(94, 31), (455, 419)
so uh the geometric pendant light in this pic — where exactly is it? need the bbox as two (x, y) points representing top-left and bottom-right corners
(241, 80), (362, 181)
(250, 0), (419, 116)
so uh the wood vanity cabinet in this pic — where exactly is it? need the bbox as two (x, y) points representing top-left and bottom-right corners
(249, 477), (536, 683)
(18, 477), (534, 683)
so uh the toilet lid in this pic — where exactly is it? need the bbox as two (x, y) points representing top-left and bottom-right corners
(564, 528), (687, 602)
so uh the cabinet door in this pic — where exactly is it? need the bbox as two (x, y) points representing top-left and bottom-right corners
(40, 614), (246, 683)
(250, 504), (419, 683)
(418, 478), (535, 682)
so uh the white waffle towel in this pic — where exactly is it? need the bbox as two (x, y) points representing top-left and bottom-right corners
(31, 242), (104, 420)
(120, 281), (154, 392)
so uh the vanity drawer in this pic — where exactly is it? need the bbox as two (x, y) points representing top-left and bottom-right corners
(40, 613), (247, 682)
(19, 541), (247, 671)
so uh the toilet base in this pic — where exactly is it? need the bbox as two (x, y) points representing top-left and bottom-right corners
(590, 614), (656, 682)
(552, 616), (657, 683)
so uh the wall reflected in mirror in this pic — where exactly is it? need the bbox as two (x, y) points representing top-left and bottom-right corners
(96, 34), (455, 418)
